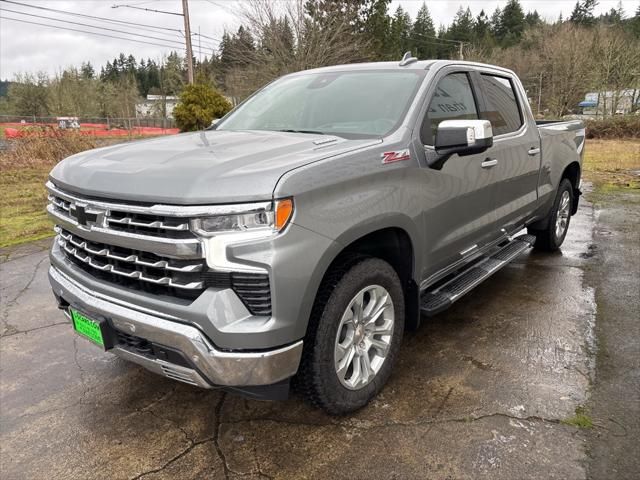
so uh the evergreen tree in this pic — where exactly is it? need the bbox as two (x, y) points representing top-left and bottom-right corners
(525, 10), (542, 27)
(570, 0), (598, 26)
(363, 0), (391, 60)
(475, 10), (490, 39)
(435, 24), (452, 58)
(412, 2), (437, 59)
(146, 59), (161, 94)
(262, 18), (295, 58)
(80, 62), (95, 80)
(125, 55), (137, 76)
(628, 4), (640, 37)
(162, 51), (185, 96)
(218, 32), (233, 71)
(497, 0), (526, 46)
(117, 53), (127, 72)
(448, 6), (475, 43)
(600, 1), (624, 24)
(474, 9), (496, 50)
(389, 5), (412, 59)
(173, 82), (232, 131)
(490, 7), (502, 36)
(219, 26), (256, 71)
(136, 59), (149, 96)
(101, 61), (117, 82)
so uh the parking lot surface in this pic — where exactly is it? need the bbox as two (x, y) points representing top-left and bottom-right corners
(1, 190), (638, 480)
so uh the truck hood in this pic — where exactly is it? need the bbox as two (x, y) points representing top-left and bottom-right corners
(50, 130), (381, 204)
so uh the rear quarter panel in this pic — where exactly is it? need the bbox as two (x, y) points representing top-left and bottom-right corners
(536, 120), (585, 213)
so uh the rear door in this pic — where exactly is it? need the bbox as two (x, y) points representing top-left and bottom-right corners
(473, 70), (541, 234)
(415, 68), (504, 281)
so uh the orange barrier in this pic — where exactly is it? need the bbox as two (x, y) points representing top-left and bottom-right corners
(2, 123), (179, 139)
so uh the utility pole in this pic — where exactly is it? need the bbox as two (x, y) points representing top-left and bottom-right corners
(458, 41), (464, 60)
(113, 2), (195, 84)
(182, 0), (194, 84)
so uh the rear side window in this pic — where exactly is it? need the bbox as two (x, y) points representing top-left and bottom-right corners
(479, 74), (523, 135)
(422, 73), (479, 145)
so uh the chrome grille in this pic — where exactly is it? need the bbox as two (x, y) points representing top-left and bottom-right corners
(56, 227), (272, 313)
(107, 211), (189, 231)
(48, 193), (194, 240)
(49, 194), (71, 212)
(57, 228), (205, 292)
(48, 182), (272, 314)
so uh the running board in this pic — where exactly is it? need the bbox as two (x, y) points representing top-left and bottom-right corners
(420, 234), (536, 316)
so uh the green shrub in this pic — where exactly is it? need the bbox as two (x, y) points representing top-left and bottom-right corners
(584, 116), (640, 139)
(173, 83), (232, 132)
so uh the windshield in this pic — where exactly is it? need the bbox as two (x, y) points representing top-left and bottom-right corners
(216, 70), (424, 138)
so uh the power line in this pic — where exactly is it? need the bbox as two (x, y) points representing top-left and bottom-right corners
(0, 6), (209, 49)
(111, 4), (183, 16)
(411, 31), (470, 46)
(0, 0), (220, 48)
(0, 15), (213, 54)
(0, 9), (217, 53)
(0, 0), (183, 33)
(193, 32), (220, 42)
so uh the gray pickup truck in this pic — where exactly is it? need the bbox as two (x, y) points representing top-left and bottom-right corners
(47, 58), (584, 414)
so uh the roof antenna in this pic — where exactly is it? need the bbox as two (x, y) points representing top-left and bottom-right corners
(399, 51), (417, 66)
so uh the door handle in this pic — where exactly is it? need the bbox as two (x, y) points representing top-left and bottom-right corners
(481, 158), (498, 168)
(528, 147), (541, 156)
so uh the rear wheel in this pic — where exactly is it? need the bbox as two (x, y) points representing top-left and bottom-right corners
(296, 257), (404, 415)
(528, 178), (574, 252)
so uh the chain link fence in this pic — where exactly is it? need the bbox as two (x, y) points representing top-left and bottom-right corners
(0, 115), (176, 129)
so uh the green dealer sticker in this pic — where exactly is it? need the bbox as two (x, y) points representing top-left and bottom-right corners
(70, 309), (105, 347)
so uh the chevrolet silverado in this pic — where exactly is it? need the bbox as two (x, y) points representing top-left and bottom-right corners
(47, 57), (585, 414)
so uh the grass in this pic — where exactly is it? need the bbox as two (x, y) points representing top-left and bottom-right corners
(0, 167), (54, 247)
(0, 134), (116, 248)
(0, 138), (638, 249)
(582, 139), (640, 189)
(562, 405), (594, 429)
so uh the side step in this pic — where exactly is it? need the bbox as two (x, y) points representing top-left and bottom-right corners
(420, 234), (536, 316)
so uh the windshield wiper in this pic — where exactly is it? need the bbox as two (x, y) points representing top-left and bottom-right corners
(277, 129), (326, 135)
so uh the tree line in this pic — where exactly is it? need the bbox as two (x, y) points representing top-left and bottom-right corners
(1, 0), (639, 120)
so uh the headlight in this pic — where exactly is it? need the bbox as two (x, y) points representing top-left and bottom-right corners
(191, 199), (293, 236)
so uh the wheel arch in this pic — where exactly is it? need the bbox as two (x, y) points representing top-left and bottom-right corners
(301, 222), (422, 338)
(561, 161), (582, 214)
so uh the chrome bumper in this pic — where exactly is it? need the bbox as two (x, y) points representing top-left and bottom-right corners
(49, 266), (303, 388)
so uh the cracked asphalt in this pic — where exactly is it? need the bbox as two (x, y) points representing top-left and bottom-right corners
(1, 188), (638, 480)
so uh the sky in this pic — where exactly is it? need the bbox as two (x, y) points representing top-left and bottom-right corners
(0, 0), (635, 79)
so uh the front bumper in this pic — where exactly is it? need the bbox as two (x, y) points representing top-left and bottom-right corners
(49, 266), (303, 388)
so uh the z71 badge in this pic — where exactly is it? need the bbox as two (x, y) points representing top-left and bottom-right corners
(381, 149), (411, 164)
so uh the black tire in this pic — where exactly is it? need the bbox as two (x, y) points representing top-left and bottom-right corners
(295, 256), (405, 415)
(528, 178), (574, 252)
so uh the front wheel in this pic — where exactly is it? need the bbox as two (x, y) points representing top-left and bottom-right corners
(528, 178), (574, 252)
(296, 257), (404, 415)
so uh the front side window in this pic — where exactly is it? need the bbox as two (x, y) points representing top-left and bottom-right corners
(216, 70), (425, 138)
(479, 74), (523, 135)
(421, 72), (479, 145)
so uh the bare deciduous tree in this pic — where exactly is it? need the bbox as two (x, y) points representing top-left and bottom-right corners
(590, 25), (640, 115)
(228, 0), (370, 97)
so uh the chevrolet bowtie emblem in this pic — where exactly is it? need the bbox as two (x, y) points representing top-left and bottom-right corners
(70, 204), (100, 227)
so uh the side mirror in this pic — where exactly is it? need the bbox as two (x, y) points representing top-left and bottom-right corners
(434, 119), (493, 157)
(209, 118), (220, 129)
